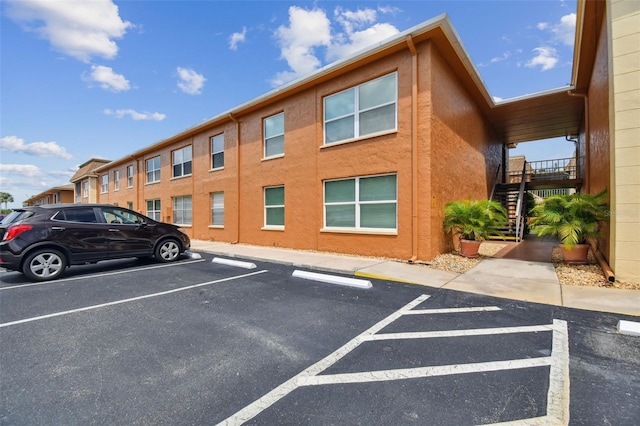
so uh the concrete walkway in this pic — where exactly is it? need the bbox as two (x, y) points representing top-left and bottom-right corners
(189, 240), (640, 317)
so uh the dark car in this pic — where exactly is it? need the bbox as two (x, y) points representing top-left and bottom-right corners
(0, 204), (191, 281)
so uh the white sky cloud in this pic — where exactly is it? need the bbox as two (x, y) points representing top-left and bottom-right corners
(0, 135), (73, 159)
(103, 109), (166, 121)
(5, 0), (132, 62)
(0, 163), (43, 178)
(230, 27), (247, 50)
(84, 65), (130, 92)
(526, 46), (559, 71)
(176, 67), (206, 95)
(271, 6), (399, 87)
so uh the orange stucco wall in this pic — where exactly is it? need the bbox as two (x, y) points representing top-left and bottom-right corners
(96, 38), (499, 261)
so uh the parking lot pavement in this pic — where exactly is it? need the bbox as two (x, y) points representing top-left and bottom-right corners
(1, 254), (639, 425)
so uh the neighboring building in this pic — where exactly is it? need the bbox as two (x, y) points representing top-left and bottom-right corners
(34, 0), (639, 282)
(23, 184), (75, 206)
(70, 158), (111, 204)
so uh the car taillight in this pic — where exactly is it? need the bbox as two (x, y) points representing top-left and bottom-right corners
(2, 224), (33, 241)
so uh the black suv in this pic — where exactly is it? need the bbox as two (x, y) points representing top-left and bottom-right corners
(0, 204), (191, 281)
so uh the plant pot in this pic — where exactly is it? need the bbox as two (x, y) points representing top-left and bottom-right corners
(560, 243), (590, 264)
(460, 239), (482, 258)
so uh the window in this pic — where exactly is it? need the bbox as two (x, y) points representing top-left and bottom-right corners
(211, 134), (224, 169)
(100, 175), (108, 193)
(53, 208), (98, 223)
(173, 196), (192, 225)
(114, 170), (120, 191)
(211, 192), (224, 226)
(82, 181), (88, 198)
(127, 201), (133, 210)
(324, 174), (397, 231)
(101, 207), (145, 225)
(146, 199), (161, 221)
(324, 72), (397, 145)
(264, 112), (284, 158)
(146, 157), (161, 183)
(173, 146), (192, 178)
(127, 165), (134, 187)
(264, 186), (284, 228)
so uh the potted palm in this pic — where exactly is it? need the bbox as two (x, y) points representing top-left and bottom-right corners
(443, 199), (508, 258)
(529, 190), (608, 264)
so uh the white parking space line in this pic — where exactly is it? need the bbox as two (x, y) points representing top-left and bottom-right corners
(218, 294), (570, 426)
(0, 270), (268, 328)
(0, 259), (206, 291)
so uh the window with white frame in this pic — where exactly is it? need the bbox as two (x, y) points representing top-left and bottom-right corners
(211, 134), (224, 169)
(172, 146), (192, 178)
(173, 196), (192, 225)
(146, 199), (161, 221)
(100, 174), (108, 193)
(324, 72), (397, 145)
(146, 156), (161, 183)
(127, 165), (134, 187)
(324, 174), (397, 231)
(264, 112), (284, 158)
(264, 186), (284, 228)
(211, 192), (224, 226)
(114, 170), (120, 191)
(82, 181), (89, 198)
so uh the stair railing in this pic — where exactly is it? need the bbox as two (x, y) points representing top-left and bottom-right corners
(489, 163), (502, 201)
(514, 161), (528, 242)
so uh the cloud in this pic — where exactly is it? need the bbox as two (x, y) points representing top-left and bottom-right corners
(0, 135), (73, 159)
(5, 0), (132, 62)
(104, 109), (166, 121)
(230, 27), (247, 50)
(0, 163), (43, 178)
(176, 67), (206, 95)
(551, 13), (577, 46)
(271, 6), (398, 87)
(84, 65), (130, 92)
(525, 46), (559, 71)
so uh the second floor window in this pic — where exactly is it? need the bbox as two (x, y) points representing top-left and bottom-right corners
(146, 156), (161, 183)
(114, 170), (120, 191)
(127, 165), (134, 187)
(324, 72), (397, 145)
(100, 175), (108, 193)
(264, 112), (284, 158)
(173, 146), (192, 178)
(211, 134), (224, 169)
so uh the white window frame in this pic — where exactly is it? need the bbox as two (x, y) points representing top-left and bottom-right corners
(146, 156), (161, 184)
(211, 134), (224, 170)
(323, 72), (398, 145)
(100, 174), (108, 194)
(82, 181), (89, 198)
(172, 146), (192, 178)
(172, 195), (192, 225)
(263, 185), (284, 229)
(323, 173), (397, 232)
(127, 165), (134, 188)
(114, 170), (120, 191)
(146, 199), (161, 221)
(210, 192), (224, 227)
(263, 112), (284, 159)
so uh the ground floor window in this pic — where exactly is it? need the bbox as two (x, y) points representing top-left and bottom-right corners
(324, 174), (397, 231)
(146, 199), (161, 221)
(264, 186), (284, 228)
(211, 192), (224, 226)
(173, 196), (192, 225)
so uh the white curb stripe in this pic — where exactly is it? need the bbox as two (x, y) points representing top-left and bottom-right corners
(212, 257), (257, 269)
(292, 270), (372, 289)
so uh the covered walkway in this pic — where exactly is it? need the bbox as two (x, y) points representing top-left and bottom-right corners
(493, 235), (559, 263)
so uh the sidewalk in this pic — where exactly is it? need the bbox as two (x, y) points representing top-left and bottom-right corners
(189, 240), (640, 317)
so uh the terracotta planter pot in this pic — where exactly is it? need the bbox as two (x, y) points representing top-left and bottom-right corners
(460, 239), (482, 258)
(560, 243), (590, 264)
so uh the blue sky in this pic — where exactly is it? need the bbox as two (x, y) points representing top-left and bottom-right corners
(1, 0), (578, 208)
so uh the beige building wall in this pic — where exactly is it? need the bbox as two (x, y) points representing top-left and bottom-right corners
(609, 0), (640, 282)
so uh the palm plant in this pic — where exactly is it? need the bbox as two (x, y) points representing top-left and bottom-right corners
(529, 189), (608, 250)
(443, 199), (508, 241)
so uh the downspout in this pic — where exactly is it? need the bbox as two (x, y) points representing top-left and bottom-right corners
(406, 35), (419, 263)
(229, 113), (241, 244)
(567, 91), (590, 193)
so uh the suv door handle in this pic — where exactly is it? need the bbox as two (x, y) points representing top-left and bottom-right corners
(108, 228), (120, 232)
(51, 226), (65, 231)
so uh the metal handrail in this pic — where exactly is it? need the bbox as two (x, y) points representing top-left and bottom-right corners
(514, 161), (527, 242)
(489, 163), (502, 201)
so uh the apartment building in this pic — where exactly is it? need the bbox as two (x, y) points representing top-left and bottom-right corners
(63, 0), (639, 281)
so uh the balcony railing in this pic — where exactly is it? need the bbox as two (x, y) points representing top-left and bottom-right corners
(508, 157), (580, 184)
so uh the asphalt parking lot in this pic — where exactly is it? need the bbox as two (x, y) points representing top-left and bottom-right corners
(1, 254), (639, 425)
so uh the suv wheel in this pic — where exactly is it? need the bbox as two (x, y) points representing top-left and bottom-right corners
(23, 249), (67, 281)
(155, 239), (180, 263)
